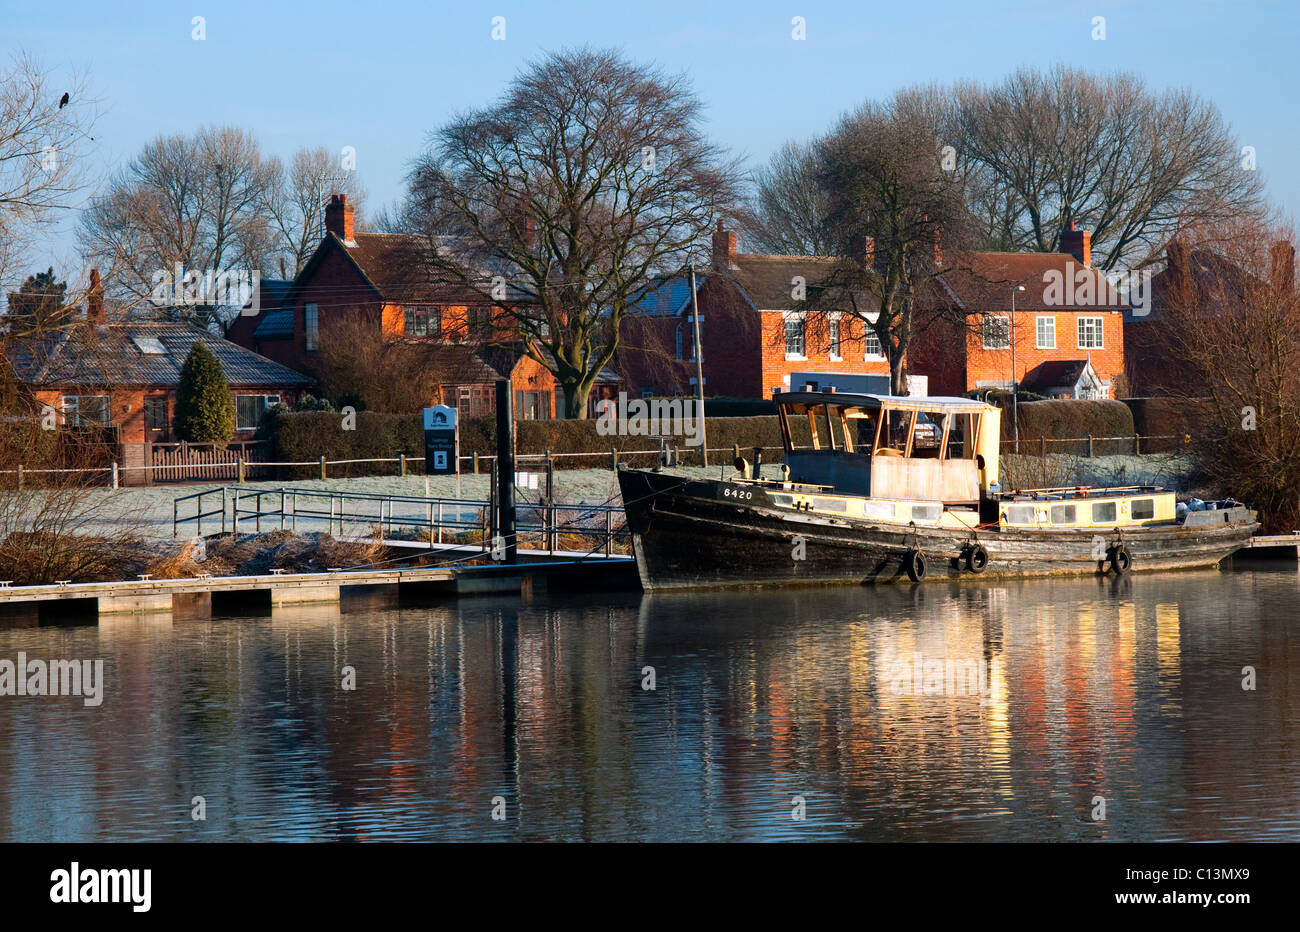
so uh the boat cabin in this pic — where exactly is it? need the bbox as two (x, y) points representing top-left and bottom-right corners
(775, 391), (1001, 505)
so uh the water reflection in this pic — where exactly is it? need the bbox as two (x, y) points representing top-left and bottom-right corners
(0, 567), (1297, 841)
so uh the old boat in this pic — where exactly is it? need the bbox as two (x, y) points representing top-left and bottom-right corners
(616, 391), (1258, 590)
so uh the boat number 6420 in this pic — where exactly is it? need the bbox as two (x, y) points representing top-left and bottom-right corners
(722, 486), (754, 500)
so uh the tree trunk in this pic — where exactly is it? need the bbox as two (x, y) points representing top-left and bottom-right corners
(562, 379), (591, 419)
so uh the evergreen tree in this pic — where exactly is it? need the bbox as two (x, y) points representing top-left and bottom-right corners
(174, 342), (234, 441)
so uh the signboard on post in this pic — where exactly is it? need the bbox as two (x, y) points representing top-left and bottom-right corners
(423, 405), (459, 475)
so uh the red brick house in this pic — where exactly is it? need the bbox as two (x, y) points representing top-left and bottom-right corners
(912, 226), (1127, 399)
(4, 317), (310, 480)
(616, 222), (892, 400)
(230, 194), (618, 418)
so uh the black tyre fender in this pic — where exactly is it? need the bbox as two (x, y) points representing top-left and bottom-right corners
(905, 548), (927, 582)
(965, 543), (990, 573)
(1109, 544), (1132, 575)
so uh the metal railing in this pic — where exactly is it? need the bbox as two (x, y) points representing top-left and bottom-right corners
(173, 485), (630, 557)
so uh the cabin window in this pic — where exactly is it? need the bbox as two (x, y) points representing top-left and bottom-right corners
(1077, 317), (1104, 349)
(770, 494), (794, 508)
(1092, 501), (1117, 522)
(910, 504), (941, 523)
(982, 316), (1010, 350)
(1036, 316), (1056, 349)
(784, 316), (806, 358)
(1006, 505), (1036, 525)
(875, 409), (915, 455)
(864, 501), (896, 520)
(1050, 504), (1077, 524)
(814, 498), (847, 513)
(1132, 498), (1155, 520)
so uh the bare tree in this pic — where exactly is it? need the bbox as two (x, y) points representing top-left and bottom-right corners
(405, 47), (742, 418)
(954, 66), (1264, 270)
(313, 312), (445, 413)
(813, 93), (976, 395)
(78, 125), (279, 331)
(263, 146), (368, 278)
(1153, 216), (1300, 532)
(0, 51), (97, 293)
(744, 140), (832, 256)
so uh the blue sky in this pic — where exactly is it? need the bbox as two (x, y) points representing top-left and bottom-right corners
(7, 0), (1299, 278)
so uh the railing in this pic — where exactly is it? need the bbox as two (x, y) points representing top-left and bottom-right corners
(173, 486), (630, 557)
(1003, 434), (1189, 456)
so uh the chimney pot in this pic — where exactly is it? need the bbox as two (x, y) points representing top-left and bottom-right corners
(325, 193), (354, 241)
(1060, 224), (1091, 267)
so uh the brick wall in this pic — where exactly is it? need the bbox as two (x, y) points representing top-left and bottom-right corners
(963, 309), (1125, 394)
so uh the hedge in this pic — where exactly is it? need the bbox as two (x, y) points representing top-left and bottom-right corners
(267, 410), (784, 472)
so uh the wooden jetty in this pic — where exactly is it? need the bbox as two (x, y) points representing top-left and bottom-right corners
(0, 556), (637, 623)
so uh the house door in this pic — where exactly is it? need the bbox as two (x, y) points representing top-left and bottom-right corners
(145, 396), (170, 442)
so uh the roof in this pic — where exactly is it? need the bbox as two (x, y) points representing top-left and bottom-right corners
(938, 252), (1128, 312)
(729, 254), (856, 311)
(252, 308), (294, 340)
(628, 276), (697, 316)
(1022, 359), (1096, 390)
(5, 322), (311, 388)
(775, 390), (993, 413)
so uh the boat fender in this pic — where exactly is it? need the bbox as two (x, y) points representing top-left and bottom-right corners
(1109, 544), (1132, 575)
(965, 543), (990, 573)
(905, 549), (927, 582)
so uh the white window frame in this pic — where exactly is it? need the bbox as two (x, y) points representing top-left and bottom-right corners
(235, 394), (280, 431)
(862, 313), (884, 360)
(1077, 316), (1104, 349)
(304, 303), (319, 351)
(828, 315), (842, 361)
(61, 394), (109, 426)
(783, 313), (806, 361)
(982, 315), (1011, 350)
(1035, 316), (1056, 349)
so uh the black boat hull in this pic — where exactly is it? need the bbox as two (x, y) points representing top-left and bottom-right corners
(616, 469), (1259, 590)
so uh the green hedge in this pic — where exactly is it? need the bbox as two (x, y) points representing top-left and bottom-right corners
(268, 410), (785, 472)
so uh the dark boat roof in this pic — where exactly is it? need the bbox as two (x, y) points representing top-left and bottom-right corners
(775, 391), (993, 413)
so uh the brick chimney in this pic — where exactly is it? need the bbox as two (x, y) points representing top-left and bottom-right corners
(711, 219), (736, 271)
(325, 193), (354, 241)
(87, 268), (105, 323)
(864, 236), (875, 268)
(1270, 240), (1295, 292)
(1059, 221), (1091, 267)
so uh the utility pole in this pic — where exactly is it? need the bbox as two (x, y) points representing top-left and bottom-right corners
(1010, 284), (1025, 452)
(688, 261), (707, 467)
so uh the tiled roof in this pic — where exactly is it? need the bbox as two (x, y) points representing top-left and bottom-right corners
(938, 252), (1126, 311)
(6, 322), (311, 388)
(253, 308), (294, 339)
(1023, 359), (1092, 390)
(729, 254), (853, 311)
(330, 232), (529, 305)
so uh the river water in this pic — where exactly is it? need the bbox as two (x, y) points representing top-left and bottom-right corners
(1, 563), (1297, 842)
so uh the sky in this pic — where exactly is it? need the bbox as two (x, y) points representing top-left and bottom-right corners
(5, 0), (1299, 283)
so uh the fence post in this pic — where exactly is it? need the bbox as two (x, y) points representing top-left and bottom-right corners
(237, 456), (245, 484)
(111, 462), (119, 489)
(1086, 434), (1093, 458)
(472, 451), (479, 474)
(399, 452), (407, 477)
(1040, 437), (1046, 457)
(16, 464), (22, 491)
(319, 455), (327, 480)
(610, 447), (616, 471)
(1135, 433), (1141, 455)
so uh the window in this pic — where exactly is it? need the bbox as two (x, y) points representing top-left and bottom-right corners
(1006, 505), (1036, 525)
(982, 315), (1010, 350)
(62, 395), (109, 426)
(145, 397), (169, 435)
(784, 315), (805, 358)
(829, 317), (842, 360)
(404, 306), (441, 338)
(675, 326), (684, 360)
(468, 306), (490, 337)
(1036, 316), (1056, 349)
(235, 394), (280, 431)
(514, 390), (550, 420)
(863, 327), (883, 359)
(1131, 498), (1155, 520)
(1050, 504), (1076, 524)
(1077, 316), (1104, 349)
(1092, 501), (1117, 522)
(304, 304), (318, 351)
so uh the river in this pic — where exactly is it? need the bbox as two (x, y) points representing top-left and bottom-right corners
(1, 563), (1297, 842)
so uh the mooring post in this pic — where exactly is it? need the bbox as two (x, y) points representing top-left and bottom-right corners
(496, 380), (517, 564)
(545, 449), (555, 552)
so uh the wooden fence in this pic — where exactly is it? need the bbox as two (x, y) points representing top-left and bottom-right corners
(149, 441), (272, 483)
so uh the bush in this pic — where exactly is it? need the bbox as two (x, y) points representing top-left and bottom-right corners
(175, 342), (234, 441)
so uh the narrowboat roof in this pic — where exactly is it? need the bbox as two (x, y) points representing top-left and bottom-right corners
(775, 391), (993, 413)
